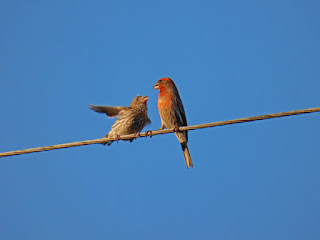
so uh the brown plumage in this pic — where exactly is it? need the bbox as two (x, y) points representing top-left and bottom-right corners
(89, 96), (151, 145)
(153, 77), (193, 168)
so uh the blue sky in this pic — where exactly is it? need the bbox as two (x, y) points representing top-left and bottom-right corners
(1, 0), (319, 239)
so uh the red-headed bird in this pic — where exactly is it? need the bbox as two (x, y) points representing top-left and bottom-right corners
(90, 96), (151, 145)
(153, 78), (193, 168)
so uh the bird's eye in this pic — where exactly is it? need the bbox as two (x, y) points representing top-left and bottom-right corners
(158, 80), (162, 83)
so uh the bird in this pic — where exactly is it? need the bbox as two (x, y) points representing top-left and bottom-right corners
(153, 77), (193, 168)
(89, 96), (151, 145)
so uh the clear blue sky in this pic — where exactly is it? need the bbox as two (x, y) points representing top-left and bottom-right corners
(1, 1), (319, 239)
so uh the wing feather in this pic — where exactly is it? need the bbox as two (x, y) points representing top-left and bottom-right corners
(173, 93), (188, 141)
(89, 105), (129, 117)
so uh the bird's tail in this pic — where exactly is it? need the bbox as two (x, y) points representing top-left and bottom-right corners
(181, 143), (193, 168)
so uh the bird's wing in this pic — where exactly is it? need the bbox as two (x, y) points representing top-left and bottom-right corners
(173, 96), (188, 126)
(173, 95), (188, 140)
(89, 105), (129, 117)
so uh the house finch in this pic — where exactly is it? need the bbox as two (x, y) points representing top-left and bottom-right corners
(89, 96), (151, 145)
(153, 77), (193, 168)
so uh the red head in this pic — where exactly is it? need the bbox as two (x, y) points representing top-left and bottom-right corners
(153, 77), (177, 92)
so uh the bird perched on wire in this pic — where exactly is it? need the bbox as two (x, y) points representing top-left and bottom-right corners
(89, 96), (151, 145)
(153, 77), (193, 168)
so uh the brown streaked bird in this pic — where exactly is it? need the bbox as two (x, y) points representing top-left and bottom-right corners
(89, 96), (151, 145)
(153, 77), (193, 168)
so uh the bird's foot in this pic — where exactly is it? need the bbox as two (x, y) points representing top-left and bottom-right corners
(130, 132), (141, 142)
(115, 134), (121, 143)
(173, 126), (180, 132)
(145, 130), (153, 138)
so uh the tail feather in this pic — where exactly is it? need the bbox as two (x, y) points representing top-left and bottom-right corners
(181, 143), (193, 168)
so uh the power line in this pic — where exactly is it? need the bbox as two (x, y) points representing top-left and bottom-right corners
(0, 107), (319, 158)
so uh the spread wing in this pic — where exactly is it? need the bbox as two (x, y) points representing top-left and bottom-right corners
(89, 105), (129, 117)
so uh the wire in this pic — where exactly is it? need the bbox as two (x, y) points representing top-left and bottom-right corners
(0, 107), (319, 158)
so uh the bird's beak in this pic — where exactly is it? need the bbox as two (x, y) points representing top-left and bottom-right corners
(142, 96), (149, 102)
(153, 83), (159, 89)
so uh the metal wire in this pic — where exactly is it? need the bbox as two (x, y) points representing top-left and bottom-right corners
(0, 107), (319, 158)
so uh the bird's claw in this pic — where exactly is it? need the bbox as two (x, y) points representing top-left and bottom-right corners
(115, 134), (121, 143)
(145, 130), (152, 138)
(130, 132), (141, 142)
(173, 126), (180, 132)
(135, 132), (141, 137)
